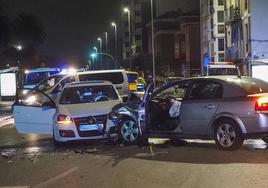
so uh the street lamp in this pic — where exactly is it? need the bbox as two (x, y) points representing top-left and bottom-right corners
(93, 46), (98, 53)
(123, 7), (131, 69)
(123, 8), (131, 49)
(91, 46), (98, 70)
(104, 32), (108, 68)
(150, 0), (156, 85)
(97, 37), (103, 68)
(15, 45), (23, 51)
(14, 44), (23, 88)
(111, 22), (118, 63)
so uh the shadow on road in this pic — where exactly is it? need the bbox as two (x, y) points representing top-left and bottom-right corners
(1, 132), (268, 165)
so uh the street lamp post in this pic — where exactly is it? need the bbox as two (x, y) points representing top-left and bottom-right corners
(123, 7), (132, 69)
(97, 37), (103, 69)
(151, 0), (156, 85)
(104, 32), (108, 68)
(92, 46), (98, 70)
(111, 22), (118, 66)
(15, 45), (23, 88)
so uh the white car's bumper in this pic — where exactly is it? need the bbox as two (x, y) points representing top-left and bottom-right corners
(53, 118), (117, 142)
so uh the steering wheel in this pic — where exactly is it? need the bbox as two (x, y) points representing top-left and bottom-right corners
(94, 95), (109, 102)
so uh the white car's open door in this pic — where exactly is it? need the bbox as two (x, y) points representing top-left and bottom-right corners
(13, 89), (56, 134)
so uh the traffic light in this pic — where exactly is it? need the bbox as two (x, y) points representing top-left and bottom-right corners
(90, 52), (97, 59)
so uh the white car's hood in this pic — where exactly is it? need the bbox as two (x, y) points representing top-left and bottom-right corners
(57, 100), (121, 118)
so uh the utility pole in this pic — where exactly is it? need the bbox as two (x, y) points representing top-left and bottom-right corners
(151, 0), (156, 85)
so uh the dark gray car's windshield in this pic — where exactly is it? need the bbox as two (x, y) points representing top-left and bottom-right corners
(60, 85), (119, 104)
(34, 74), (65, 92)
(227, 77), (268, 94)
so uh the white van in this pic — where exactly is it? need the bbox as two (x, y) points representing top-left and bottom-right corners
(34, 69), (129, 100)
(206, 62), (240, 76)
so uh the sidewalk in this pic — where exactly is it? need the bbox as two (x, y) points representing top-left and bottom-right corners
(0, 100), (13, 126)
(0, 100), (13, 112)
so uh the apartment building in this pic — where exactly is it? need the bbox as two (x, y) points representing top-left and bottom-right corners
(225, 0), (268, 75)
(121, 0), (150, 65)
(200, 0), (225, 73)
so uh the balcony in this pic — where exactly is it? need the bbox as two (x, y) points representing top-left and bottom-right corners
(225, 6), (241, 24)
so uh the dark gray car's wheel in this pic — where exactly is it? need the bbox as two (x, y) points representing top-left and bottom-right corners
(119, 117), (140, 145)
(214, 119), (244, 151)
(262, 135), (268, 144)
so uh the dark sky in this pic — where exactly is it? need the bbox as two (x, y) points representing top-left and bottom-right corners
(0, 0), (122, 63)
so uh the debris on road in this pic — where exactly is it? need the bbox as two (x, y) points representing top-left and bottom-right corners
(1, 149), (16, 159)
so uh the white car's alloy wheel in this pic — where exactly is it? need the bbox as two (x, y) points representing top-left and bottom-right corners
(121, 119), (139, 143)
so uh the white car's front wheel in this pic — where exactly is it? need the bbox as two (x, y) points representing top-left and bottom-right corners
(214, 119), (244, 151)
(119, 117), (140, 145)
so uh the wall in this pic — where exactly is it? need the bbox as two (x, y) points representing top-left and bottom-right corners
(250, 0), (268, 59)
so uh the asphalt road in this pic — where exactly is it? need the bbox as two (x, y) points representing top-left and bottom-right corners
(1, 124), (268, 188)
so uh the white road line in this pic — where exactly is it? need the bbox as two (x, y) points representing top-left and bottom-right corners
(0, 186), (29, 188)
(0, 118), (14, 128)
(149, 145), (155, 159)
(33, 167), (79, 188)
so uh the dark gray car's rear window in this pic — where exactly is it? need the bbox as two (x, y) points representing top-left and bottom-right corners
(226, 77), (268, 94)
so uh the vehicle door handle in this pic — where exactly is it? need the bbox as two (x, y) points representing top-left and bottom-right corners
(204, 105), (215, 110)
(116, 87), (122, 89)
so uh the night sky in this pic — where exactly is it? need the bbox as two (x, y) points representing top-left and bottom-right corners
(0, 0), (122, 64)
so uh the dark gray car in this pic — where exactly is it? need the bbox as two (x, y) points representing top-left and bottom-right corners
(111, 76), (268, 150)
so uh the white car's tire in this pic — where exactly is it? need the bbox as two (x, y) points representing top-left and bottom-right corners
(119, 117), (140, 145)
(214, 119), (244, 151)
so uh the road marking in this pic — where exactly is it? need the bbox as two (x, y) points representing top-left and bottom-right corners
(0, 118), (14, 128)
(33, 167), (78, 188)
(0, 186), (29, 188)
(149, 145), (155, 159)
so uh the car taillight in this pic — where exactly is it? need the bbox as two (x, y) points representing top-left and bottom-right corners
(255, 96), (268, 112)
(57, 114), (73, 125)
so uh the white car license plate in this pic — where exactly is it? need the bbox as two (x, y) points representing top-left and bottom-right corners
(79, 124), (99, 131)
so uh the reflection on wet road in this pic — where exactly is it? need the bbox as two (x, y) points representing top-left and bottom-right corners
(1, 124), (268, 164)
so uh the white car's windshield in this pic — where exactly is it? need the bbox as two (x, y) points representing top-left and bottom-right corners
(34, 74), (65, 92)
(60, 85), (119, 104)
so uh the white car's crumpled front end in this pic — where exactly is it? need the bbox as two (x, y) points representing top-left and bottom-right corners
(54, 100), (121, 142)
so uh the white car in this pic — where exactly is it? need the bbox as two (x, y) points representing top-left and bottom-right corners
(13, 81), (122, 144)
(34, 69), (129, 101)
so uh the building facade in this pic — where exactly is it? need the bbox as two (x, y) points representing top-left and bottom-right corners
(200, 0), (225, 73)
(225, 0), (268, 75)
(147, 14), (201, 79)
(121, 0), (150, 69)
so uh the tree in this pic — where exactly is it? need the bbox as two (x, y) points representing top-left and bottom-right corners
(0, 6), (11, 49)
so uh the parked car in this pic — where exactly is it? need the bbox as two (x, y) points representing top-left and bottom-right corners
(13, 81), (122, 144)
(24, 67), (60, 89)
(110, 76), (268, 150)
(34, 69), (129, 101)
